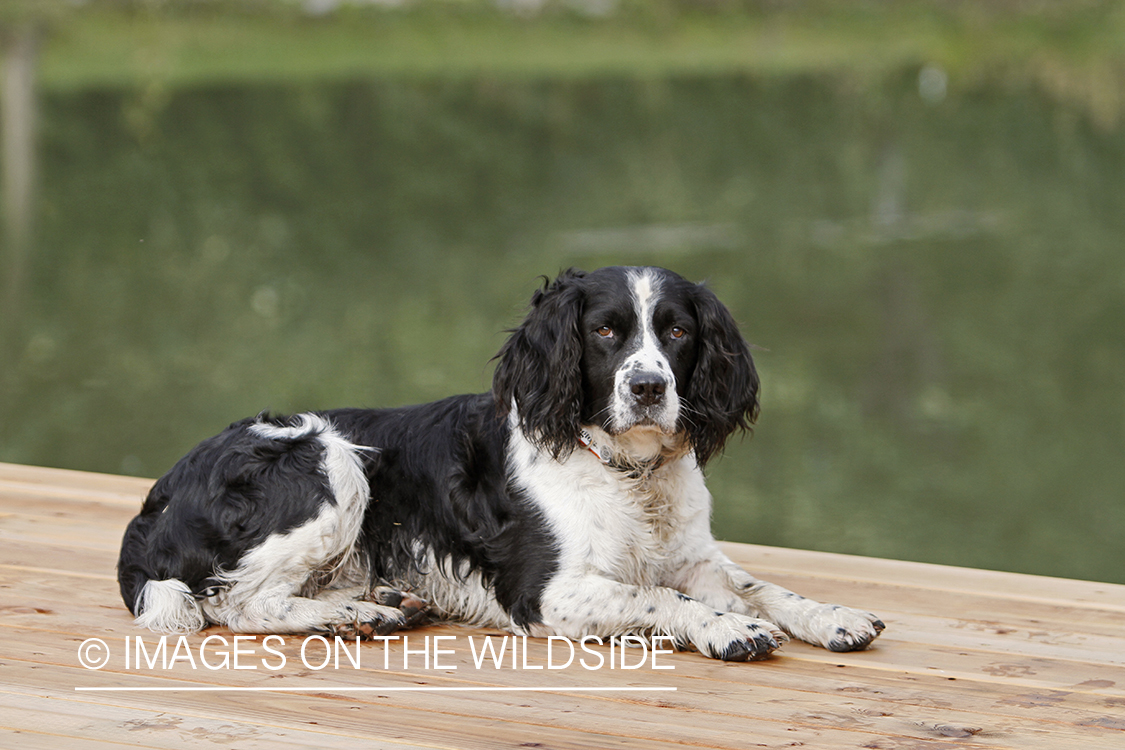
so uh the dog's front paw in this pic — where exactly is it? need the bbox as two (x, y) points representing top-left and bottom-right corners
(802, 604), (885, 652)
(697, 613), (789, 661)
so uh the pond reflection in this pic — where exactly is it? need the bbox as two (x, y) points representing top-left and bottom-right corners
(3, 74), (1123, 583)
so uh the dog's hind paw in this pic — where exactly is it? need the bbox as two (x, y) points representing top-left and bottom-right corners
(327, 594), (429, 640)
(369, 587), (429, 626)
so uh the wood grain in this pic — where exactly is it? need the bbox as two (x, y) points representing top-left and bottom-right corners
(2, 462), (1123, 749)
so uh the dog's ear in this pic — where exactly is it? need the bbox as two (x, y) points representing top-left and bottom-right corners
(493, 269), (587, 457)
(685, 283), (760, 467)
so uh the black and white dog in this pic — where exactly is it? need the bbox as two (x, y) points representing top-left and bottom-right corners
(118, 266), (884, 661)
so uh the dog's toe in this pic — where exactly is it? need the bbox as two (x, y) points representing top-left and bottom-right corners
(397, 593), (428, 621)
(331, 613), (404, 639)
(327, 599), (417, 640)
(369, 587), (429, 626)
(704, 614), (784, 661)
(717, 639), (753, 662)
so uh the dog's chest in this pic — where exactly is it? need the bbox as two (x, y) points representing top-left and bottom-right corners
(593, 479), (690, 584)
(513, 441), (710, 586)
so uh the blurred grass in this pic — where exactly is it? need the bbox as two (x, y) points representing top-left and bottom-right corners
(7, 1), (1124, 97)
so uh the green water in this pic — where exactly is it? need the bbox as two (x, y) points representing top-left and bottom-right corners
(3, 73), (1123, 583)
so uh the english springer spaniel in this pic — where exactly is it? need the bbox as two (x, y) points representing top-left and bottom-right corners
(118, 266), (884, 660)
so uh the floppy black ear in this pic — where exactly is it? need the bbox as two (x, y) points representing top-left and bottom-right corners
(685, 283), (760, 467)
(493, 269), (587, 458)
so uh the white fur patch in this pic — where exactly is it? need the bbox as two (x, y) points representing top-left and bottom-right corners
(135, 578), (205, 634)
(408, 551), (513, 630)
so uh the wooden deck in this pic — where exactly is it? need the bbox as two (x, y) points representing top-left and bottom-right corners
(1, 461), (1123, 749)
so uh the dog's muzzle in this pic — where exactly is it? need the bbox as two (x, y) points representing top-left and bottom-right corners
(612, 369), (678, 432)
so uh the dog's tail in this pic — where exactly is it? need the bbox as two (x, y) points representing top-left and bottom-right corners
(117, 503), (206, 634)
(131, 578), (205, 634)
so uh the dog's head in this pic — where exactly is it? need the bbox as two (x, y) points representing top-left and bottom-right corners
(493, 266), (759, 466)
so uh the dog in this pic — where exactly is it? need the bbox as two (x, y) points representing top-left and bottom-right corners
(117, 266), (884, 661)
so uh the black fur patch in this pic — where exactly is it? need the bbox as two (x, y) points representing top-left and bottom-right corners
(117, 416), (336, 612)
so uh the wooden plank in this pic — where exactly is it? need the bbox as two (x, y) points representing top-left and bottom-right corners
(5, 620), (1124, 749)
(0, 539), (119, 577)
(0, 493), (139, 523)
(5, 568), (1124, 697)
(1, 687), (442, 750)
(725, 543), (1125, 608)
(11, 668), (1122, 750)
(0, 656), (1051, 750)
(0, 462), (153, 493)
(755, 572), (1125, 635)
(9, 668), (759, 750)
(0, 516), (126, 552)
(7, 588), (1124, 697)
(1, 727), (163, 750)
(4, 462), (1125, 750)
(6, 607), (1116, 742)
(9, 559), (1125, 669)
(783, 639), (1125, 695)
(0, 463), (151, 507)
(872, 612), (1125, 666)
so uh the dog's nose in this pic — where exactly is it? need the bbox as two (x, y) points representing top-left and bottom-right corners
(629, 374), (667, 407)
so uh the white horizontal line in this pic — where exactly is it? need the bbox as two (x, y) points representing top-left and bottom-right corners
(76, 686), (676, 693)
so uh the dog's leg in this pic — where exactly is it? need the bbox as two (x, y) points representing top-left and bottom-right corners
(240, 594), (405, 637)
(313, 586), (429, 638)
(535, 574), (787, 661)
(205, 585), (426, 639)
(674, 551), (885, 652)
(200, 518), (428, 639)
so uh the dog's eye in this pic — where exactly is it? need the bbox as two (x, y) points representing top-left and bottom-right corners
(670, 327), (686, 339)
(595, 326), (614, 338)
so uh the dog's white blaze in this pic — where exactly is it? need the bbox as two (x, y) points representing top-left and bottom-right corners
(631, 271), (665, 374)
(610, 270), (680, 435)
